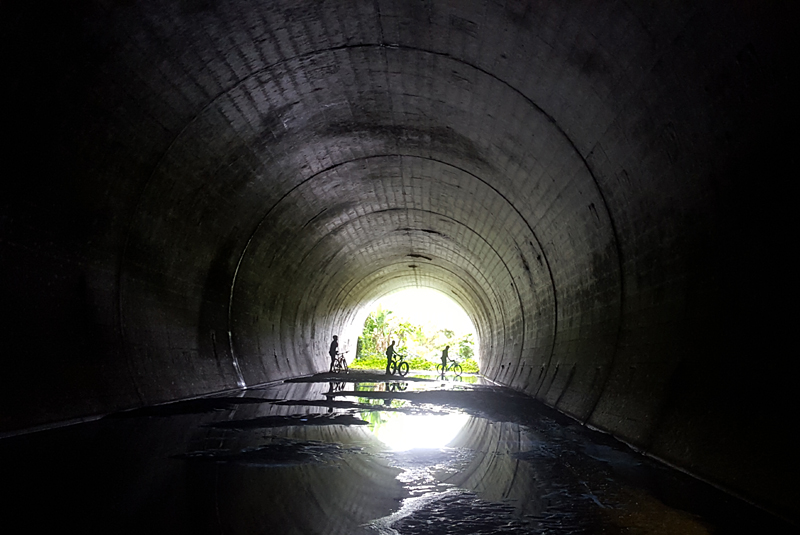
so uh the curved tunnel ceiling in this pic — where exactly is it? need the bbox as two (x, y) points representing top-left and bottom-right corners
(2, 0), (797, 520)
(120, 41), (615, 387)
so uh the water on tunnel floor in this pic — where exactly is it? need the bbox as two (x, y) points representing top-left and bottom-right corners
(1, 371), (795, 534)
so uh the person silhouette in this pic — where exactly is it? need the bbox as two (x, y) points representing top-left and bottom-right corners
(329, 335), (339, 373)
(325, 381), (336, 413)
(385, 340), (395, 375)
(441, 345), (450, 375)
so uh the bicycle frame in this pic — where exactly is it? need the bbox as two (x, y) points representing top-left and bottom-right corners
(332, 352), (348, 373)
(437, 358), (463, 376)
(389, 354), (409, 377)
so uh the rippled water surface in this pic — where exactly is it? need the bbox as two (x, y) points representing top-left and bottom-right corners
(1, 371), (795, 534)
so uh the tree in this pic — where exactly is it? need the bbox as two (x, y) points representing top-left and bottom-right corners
(392, 320), (419, 355)
(357, 306), (478, 371)
(457, 333), (474, 359)
(360, 306), (394, 357)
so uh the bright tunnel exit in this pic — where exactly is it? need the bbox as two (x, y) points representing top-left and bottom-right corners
(346, 288), (480, 373)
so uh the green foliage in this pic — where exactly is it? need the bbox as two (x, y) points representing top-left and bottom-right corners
(355, 307), (480, 373)
(349, 354), (388, 370)
(405, 356), (435, 371)
(349, 353), (479, 374)
(358, 307), (478, 373)
(360, 306), (393, 356)
(458, 334), (474, 360)
(393, 320), (419, 355)
(459, 357), (480, 373)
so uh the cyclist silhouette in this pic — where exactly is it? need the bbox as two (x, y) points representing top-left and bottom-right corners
(440, 345), (449, 375)
(385, 341), (395, 375)
(329, 335), (339, 373)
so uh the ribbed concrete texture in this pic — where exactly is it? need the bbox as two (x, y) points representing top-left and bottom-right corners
(1, 0), (796, 523)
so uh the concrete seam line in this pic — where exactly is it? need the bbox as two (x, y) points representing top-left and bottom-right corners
(226, 153), (542, 385)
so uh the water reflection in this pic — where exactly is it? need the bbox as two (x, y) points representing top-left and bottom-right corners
(373, 412), (469, 451)
(1, 373), (794, 534)
(345, 381), (470, 451)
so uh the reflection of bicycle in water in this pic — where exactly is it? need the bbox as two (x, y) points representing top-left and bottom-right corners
(382, 382), (407, 406)
(436, 358), (463, 376)
(388, 353), (409, 377)
(332, 351), (349, 374)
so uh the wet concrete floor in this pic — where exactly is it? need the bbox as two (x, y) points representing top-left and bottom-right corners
(1, 371), (795, 534)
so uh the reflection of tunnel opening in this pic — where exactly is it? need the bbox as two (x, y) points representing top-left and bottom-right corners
(371, 411), (471, 451)
(357, 386), (472, 451)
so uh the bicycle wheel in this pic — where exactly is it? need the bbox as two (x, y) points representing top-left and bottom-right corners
(341, 359), (348, 373)
(452, 363), (463, 376)
(436, 364), (444, 374)
(397, 361), (409, 377)
(389, 362), (398, 375)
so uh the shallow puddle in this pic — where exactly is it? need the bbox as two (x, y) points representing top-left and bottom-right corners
(1, 371), (795, 534)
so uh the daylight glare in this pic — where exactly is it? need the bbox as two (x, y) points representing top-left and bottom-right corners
(371, 411), (470, 451)
(373, 288), (476, 339)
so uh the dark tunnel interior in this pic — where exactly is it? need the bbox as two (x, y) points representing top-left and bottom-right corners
(1, 0), (797, 526)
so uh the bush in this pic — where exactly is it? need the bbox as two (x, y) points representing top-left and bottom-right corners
(406, 356), (435, 371)
(458, 358), (480, 373)
(349, 353), (480, 374)
(349, 354), (387, 370)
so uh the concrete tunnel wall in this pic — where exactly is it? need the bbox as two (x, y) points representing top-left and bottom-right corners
(1, 0), (797, 522)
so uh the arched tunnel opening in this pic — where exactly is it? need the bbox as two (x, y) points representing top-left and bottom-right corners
(339, 286), (481, 366)
(1, 0), (797, 531)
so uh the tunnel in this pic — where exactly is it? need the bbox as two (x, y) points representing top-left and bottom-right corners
(1, 0), (797, 529)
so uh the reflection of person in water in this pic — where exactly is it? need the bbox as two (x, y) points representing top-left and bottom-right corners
(385, 341), (395, 375)
(329, 335), (339, 372)
(325, 381), (336, 413)
(383, 384), (392, 406)
(441, 345), (450, 373)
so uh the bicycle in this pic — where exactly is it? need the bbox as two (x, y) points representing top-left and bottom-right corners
(388, 353), (410, 377)
(332, 351), (349, 374)
(387, 381), (407, 392)
(436, 358), (462, 376)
